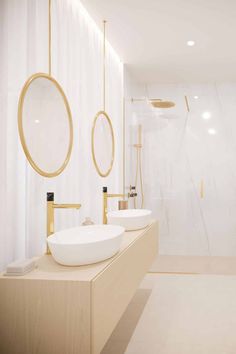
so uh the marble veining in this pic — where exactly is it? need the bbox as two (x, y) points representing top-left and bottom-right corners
(126, 82), (236, 257)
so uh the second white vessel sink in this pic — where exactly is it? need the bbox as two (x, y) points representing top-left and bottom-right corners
(47, 225), (125, 266)
(107, 209), (152, 231)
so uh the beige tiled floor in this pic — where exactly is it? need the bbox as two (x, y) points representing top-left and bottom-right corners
(150, 255), (236, 274)
(102, 273), (236, 354)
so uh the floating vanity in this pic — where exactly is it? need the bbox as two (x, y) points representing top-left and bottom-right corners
(0, 221), (158, 354)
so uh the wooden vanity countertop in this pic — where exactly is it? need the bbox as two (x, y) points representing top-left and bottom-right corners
(0, 220), (157, 282)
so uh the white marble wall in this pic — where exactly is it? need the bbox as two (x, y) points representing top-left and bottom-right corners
(125, 80), (236, 256)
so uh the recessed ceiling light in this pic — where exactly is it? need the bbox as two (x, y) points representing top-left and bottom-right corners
(208, 128), (217, 135)
(202, 111), (211, 120)
(187, 40), (195, 46)
(194, 95), (199, 99)
(34, 119), (40, 124)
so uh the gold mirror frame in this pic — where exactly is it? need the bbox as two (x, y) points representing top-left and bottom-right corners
(18, 72), (73, 178)
(91, 21), (115, 178)
(91, 110), (115, 177)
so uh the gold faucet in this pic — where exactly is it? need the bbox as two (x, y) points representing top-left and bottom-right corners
(46, 192), (81, 254)
(102, 186), (137, 224)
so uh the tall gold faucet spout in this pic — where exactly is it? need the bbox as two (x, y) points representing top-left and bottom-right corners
(53, 204), (81, 209)
(46, 193), (81, 254)
(103, 187), (127, 224)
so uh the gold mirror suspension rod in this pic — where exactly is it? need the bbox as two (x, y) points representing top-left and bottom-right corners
(48, 0), (52, 76)
(103, 20), (106, 111)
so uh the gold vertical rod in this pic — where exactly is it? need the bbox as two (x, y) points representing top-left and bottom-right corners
(48, 0), (52, 76)
(103, 192), (108, 224)
(46, 201), (54, 254)
(200, 179), (204, 199)
(184, 95), (190, 112)
(103, 20), (106, 111)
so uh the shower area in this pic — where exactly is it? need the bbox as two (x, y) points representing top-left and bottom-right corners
(125, 79), (236, 272)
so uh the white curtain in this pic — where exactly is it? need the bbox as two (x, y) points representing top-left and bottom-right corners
(0, 0), (123, 270)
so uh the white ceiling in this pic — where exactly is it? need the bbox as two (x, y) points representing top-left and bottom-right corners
(81, 0), (236, 84)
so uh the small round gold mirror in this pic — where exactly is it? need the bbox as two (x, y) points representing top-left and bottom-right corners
(91, 111), (115, 177)
(18, 73), (73, 177)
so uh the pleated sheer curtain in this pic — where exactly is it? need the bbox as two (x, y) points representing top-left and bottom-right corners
(0, 0), (123, 270)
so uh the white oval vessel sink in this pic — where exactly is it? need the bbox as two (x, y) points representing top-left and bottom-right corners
(47, 225), (125, 266)
(107, 209), (152, 231)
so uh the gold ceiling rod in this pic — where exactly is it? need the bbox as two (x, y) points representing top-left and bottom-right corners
(103, 20), (107, 111)
(48, 0), (52, 76)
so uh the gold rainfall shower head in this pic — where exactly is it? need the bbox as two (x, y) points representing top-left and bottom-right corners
(149, 99), (175, 108)
(131, 97), (175, 108)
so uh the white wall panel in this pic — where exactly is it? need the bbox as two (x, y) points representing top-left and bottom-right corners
(125, 79), (236, 256)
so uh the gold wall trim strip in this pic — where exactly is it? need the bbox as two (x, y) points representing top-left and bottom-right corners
(200, 179), (204, 199)
(184, 95), (190, 112)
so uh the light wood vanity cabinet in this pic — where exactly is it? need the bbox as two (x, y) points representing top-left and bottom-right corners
(0, 221), (158, 354)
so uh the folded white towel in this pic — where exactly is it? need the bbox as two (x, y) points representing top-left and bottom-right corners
(4, 258), (37, 276)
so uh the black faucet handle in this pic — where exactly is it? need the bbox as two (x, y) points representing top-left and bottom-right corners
(128, 192), (137, 198)
(130, 185), (136, 190)
(103, 186), (108, 193)
(47, 192), (54, 202)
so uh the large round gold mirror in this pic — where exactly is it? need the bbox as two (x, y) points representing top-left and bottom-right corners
(18, 73), (73, 177)
(91, 111), (115, 177)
